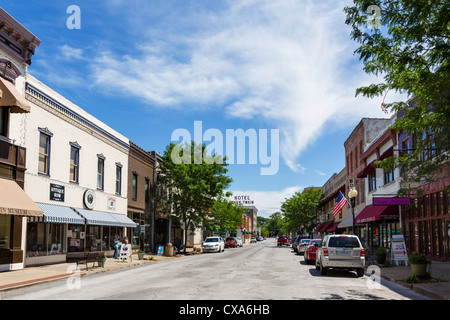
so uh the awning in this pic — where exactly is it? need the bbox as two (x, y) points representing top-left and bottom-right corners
(355, 204), (399, 224)
(338, 213), (360, 229)
(357, 160), (376, 178)
(28, 203), (84, 224)
(73, 208), (137, 227)
(109, 212), (138, 228)
(317, 221), (334, 232)
(0, 77), (31, 113)
(326, 222), (340, 232)
(0, 178), (43, 217)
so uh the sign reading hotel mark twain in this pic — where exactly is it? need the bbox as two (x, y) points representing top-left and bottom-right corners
(50, 183), (65, 202)
(233, 195), (254, 206)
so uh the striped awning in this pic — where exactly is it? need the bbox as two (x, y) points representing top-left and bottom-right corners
(73, 208), (137, 227)
(28, 203), (84, 224)
(109, 212), (138, 228)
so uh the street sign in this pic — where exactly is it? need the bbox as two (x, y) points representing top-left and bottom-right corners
(391, 235), (408, 266)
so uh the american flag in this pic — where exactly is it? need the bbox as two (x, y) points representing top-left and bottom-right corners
(332, 191), (347, 216)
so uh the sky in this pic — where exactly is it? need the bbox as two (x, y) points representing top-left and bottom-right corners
(3, 0), (399, 218)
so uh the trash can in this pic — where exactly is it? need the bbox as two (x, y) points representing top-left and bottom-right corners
(165, 243), (173, 257)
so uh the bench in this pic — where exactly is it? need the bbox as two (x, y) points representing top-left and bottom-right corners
(75, 252), (105, 270)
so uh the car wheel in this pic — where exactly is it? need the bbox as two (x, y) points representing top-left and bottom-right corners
(315, 260), (320, 270)
(320, 259), (327, 275)
(356, 268), (364, 277)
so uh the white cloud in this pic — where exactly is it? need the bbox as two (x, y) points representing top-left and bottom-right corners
(89, 0), (398, 172)
(230, 185), (303, 218)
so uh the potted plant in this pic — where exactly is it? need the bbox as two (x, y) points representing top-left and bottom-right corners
(98, 253), (107, 268)
(408, 251), (431, 277)
(375, 247), (387, 264)
(138, 250), (145, 260)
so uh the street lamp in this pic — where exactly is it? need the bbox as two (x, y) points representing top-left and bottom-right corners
(348, 187), (358, 235)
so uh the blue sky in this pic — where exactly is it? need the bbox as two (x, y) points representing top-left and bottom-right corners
(3, 0), (398, 217)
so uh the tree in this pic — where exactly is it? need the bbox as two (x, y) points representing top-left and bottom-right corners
(280, 188), (322, 236)
(344, 0), (450, 193)
(207, 197), (245, 235)
(157, 141), (233, 253)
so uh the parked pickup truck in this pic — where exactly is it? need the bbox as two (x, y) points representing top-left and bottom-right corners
(277, 235), (290, 246)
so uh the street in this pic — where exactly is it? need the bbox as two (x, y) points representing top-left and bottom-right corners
(1, 238), (428, 300)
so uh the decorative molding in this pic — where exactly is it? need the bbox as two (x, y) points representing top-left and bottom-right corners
(25, 82), (129, 154)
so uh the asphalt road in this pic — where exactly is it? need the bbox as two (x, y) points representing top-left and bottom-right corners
(2, 238), (428, 300)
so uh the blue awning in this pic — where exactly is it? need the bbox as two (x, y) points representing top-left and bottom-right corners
(109, 212), (138, 228)
(27, 203), (84, 224)
(73, 208), (137, 227)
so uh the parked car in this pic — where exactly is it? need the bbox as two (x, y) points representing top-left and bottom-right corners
(292, 236), (301, 252)
(225, 237), (238, 248)
(304, 239), (322, 264)
(277, 235), (290, 246)
(235, 237), (243, 247)
(202, 236), (224, 253)
(297, 239), (311, 255)
(256, 236), (263, 241)
(315, 235), (365, 277)
(250, 237), (257, 243)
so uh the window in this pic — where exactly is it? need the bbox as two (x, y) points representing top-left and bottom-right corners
(368, 171), (376, 192)
(115, 164), (122, 195)
(384, 169), (394, 184)
(97, 155), (105, 190)
(145, 178), (150, 203)
(69, 144), (80, 183)
(132, 173), (138, 200)
(38, 131), (51, 175)
(0, 107), (8, 138)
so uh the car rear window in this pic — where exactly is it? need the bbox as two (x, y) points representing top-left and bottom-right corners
(205, 238), (219, 242)
(310, 240), (321, 246)
(226, 238), (234, 241)
(328, 236), (360, 248)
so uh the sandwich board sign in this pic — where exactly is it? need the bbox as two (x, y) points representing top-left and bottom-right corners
(391, 235), (408, 266)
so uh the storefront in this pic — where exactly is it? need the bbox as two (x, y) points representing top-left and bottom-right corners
(0, 178), (43, 271)
(403, 183), (450, 261)
(25, 203), (136, 266)
(355, 204), (400, 249)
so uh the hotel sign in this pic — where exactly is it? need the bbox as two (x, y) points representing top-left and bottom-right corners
(233, 195), (254, 206)
(373, 197), (410, 206)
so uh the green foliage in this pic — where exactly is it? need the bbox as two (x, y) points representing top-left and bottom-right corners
(344, 0), (450, 190)
(157, 141), (233, 253)
(207, 197), (245, 233)
(280, 188), (322, 235)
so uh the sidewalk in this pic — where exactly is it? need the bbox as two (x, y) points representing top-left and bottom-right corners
(0, 251), (195, 292)
(377, 261), (450, 300)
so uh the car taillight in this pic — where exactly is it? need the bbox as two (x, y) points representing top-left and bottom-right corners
(323, 248), (328, 256)
(360, 248), (365, 257)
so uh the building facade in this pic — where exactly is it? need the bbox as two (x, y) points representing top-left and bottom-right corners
(0, 8), (43, 271)
(127, 142), (154, 252)
(319, 168), (346, 235)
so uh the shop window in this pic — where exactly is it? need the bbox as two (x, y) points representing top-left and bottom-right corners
(0, 215), (11, 249)
(68, 224), (85, 253)
(86, 226), (101, 252)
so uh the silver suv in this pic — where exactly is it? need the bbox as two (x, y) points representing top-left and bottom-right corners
(315, 235), (365, 277)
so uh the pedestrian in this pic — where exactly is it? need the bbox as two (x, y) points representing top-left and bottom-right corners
(113, 235), (120, 259)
